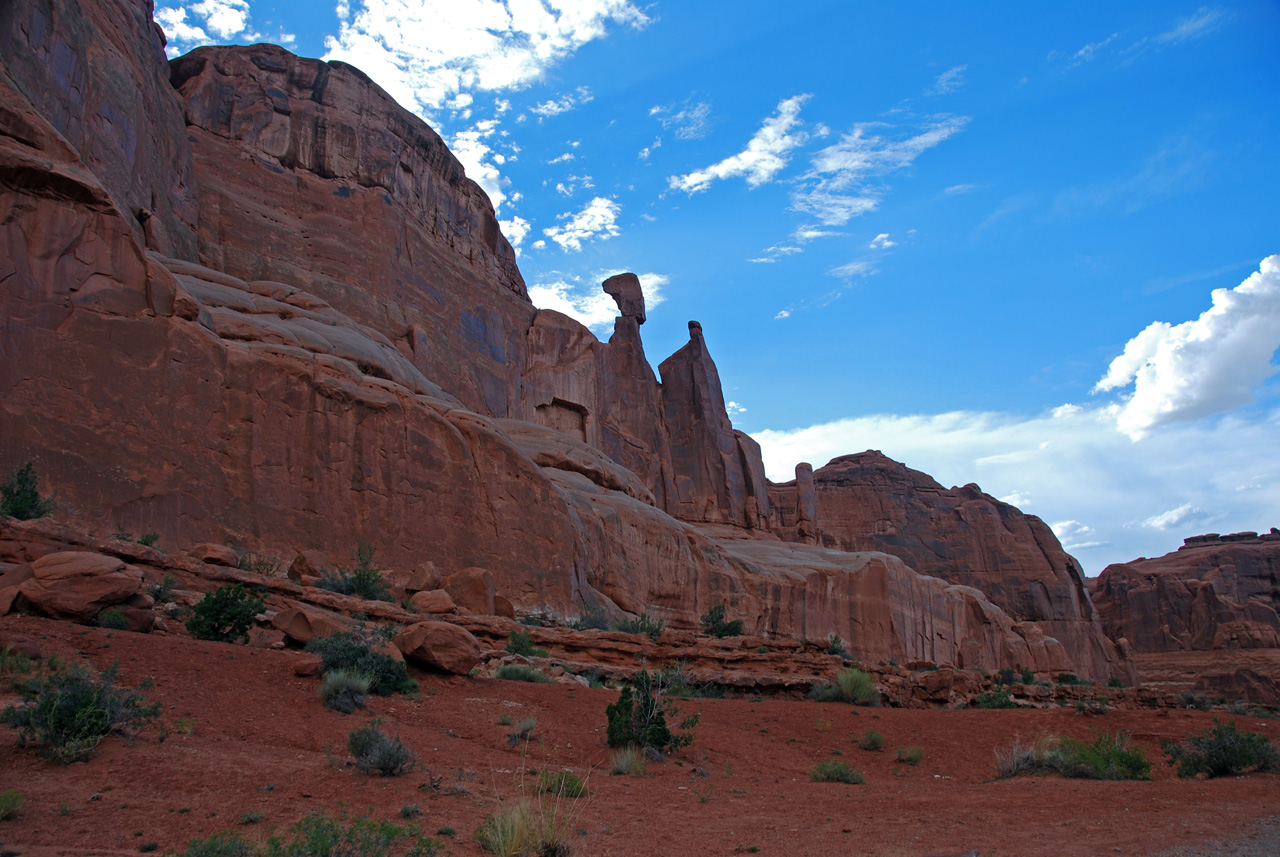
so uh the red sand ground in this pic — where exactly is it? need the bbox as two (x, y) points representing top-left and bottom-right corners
(2, 615), (1278, 857)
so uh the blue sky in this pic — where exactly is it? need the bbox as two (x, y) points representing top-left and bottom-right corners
(153, 1), (1280, 573)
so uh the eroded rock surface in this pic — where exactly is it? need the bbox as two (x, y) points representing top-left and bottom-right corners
(1091, 531), (1280, 702)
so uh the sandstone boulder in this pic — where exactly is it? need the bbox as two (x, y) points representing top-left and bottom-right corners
(409, 589), (457, 614)
(17, 552), (143, 622)
(272, 606), (347, 645)
(394, 621), (483, 675)
(189, 543), (240, 567)
(404, 563), (441, 594)
(441, 567), (496, 615)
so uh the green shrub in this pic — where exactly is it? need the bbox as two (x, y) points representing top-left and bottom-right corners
(538, 770), (587, 798)
(809, 759), (864, 784)
(605, 669), (699, 752)
(317, 669), (371, 714)
(493, 664), (553, 684)
(97, 608), (131, 630)
(996, 731), (1150, 780)
(699, 604), (743, 638)
(896, 746), (924, 765)
(0, 789), (24, 821)
(186, 584), (266, 643)
(181, 832), (257, 857)
(1021, 667), (1034, 684)
(974, 689), (1019, 709)
(1057, 672), (1089, 687)
(305, 628), (413, 696)
(569, 609), (611, 631)
(348, 723), (415, 776)
(1, 462), (54, 520)
(1163, 721), (1279, 778)
(147, 575), (180, 603)
(260, 809), (442, 857)
(611, 613), (666, 641)
(859, 729), (884, 751)
(1, 664), (159, 762)
(504, 630), (549, 658)
(810, 667), (879, 706)
(1107, 677), (1126, 689)
(316, 543), (390, 602)
(138, 532), (161, 547)
(825, 633), (848, 657)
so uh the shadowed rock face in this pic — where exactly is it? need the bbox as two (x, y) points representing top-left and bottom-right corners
(1089, 531), (1280, 702)
(0, 0), (1129, 681)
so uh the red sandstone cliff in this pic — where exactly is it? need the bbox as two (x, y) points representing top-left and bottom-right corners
(769, 452), (1130, 682)
(0, 0), (1129, 681)
(1090, 531), (1280, 702)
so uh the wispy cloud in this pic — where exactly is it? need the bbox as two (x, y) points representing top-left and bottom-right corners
(1053, 136), (1212, 217)
(1094, 255), (1280, 439)
(531, 86), (593, 119)
(1051, 6), (1228, 71)
(927, 64), (967, 96)
(869, 233), (896, 249)
(669, 94), (813, 193)
(830, 259), (877, 279)
(791, 116), (969, 224)
(542, 196), (621, 251)
(650, 99), (713, 140)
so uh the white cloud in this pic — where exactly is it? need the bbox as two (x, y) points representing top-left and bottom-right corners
(791, 116), (969, 225)
(1093, 256), (1280, 439)
(752, 404), (1280, 575)
(726, 401), (747, 416)
(830, 259), (876, 279)
(1153, 7), (1226, 45)
(554, 175), (594, 196)
(499, 215), (530, 249)
(774, 309), (792, 320)
(1143, 503), (1200, 531)
(638, 137), (662, 160)
(1050, 520), (1105, 551)
(322, 0), (648, 116)
(794, 225), (844, 243)
(650, 100), (712, 140)
(944, 183), (976, 195)
(448, 122), (511, 212)
(531, 86), (593, 118)
(928, 64), (967, 95)
(1001, 490), (1032, 507)
(869, 233), (896, 249)
(668, 95), (812, 193)
(155, 1), (253, 55)
(528, 270), (667, 333)
(542, 196), (621, 251)
(548, 153), (576, 164)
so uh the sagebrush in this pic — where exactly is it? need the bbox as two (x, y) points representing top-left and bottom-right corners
(186, 584), (266, 643)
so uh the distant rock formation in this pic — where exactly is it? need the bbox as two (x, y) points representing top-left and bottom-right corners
(0, 0), (1128, 681)
(768, 451), (1130, 682)
(1090, 530), (1280, 702)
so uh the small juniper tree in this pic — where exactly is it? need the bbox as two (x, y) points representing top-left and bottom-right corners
(1, 462), (54, 520)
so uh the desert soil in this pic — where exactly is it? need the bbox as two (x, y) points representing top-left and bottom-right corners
(1, 615), (1277, 857)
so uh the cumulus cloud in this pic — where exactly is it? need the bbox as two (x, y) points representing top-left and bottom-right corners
(1050, 520), (1106, 551)
(791, 116), (969, 224)
(527, 270), (668, 333)
(1143, 503), (1201, 531)
(668, 95), (812, 193)
(1094, 256), (1280, 439)
(322, 0), (648, 116)
(869, 233), (896, 249)
(928, 64), (967, 95)
(650, 100), (713, 140)
(542, 196), (621, 251)
(155, 1), (285, 56)
(752, 404), (1280, 574)
(499, 215), (530, 249)
(448, 120), (513, 212)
